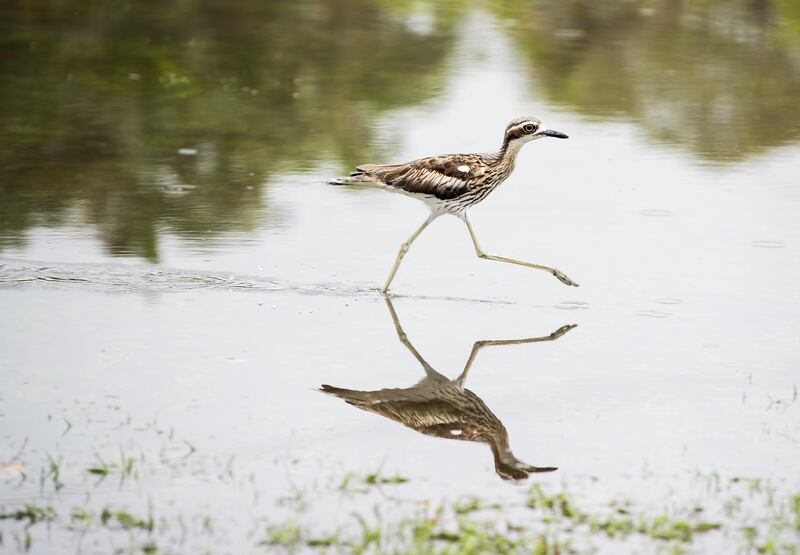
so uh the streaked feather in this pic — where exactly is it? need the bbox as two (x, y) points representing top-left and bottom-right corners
(352, 153), (498, 201)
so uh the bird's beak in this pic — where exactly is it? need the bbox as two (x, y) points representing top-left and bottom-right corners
(540, 128), (569, 139)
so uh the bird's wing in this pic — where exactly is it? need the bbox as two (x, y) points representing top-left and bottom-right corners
(357, 155), (490, 201)
(364, 399), (474, 433)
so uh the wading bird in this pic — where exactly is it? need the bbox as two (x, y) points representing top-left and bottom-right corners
(329, 117), (576, 292)
(320, 298), (575, 481)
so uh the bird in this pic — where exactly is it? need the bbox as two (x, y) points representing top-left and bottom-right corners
(328, 116), (577, 292)
(320, 297), (575, 481)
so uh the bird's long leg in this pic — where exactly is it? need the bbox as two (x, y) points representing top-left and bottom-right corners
(460, 213), (579, 287)
(382, 214), (436, 293)
(384, 297), (447, 380)
(456, 324), (577, 386)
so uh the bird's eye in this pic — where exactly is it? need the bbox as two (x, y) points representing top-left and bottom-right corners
(522, 124), (536, 133)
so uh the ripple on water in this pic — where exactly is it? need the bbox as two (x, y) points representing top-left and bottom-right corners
(639, 209), (673, 217)
(0, 259), (517, 305)
(636, 309), (672, 319)
(0, 260), (284, 293)
(752, 240), (786, 249)
(555, 300), (590, 310)
(655, 298), (684, 305)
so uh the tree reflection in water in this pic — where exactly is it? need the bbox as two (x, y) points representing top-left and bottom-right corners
(2, 0), (799, 259)
(496, 0), (800, 161)
(0, 0), (464, 259)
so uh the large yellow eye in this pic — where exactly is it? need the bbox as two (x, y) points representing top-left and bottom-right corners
(522, 123), (536, 133)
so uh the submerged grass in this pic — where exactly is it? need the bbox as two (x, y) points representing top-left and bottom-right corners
(336, 469), (411, 494)
(3, 472), (799, 554)
(794, 495), (800, 530)
(526, 484), (722, 543)
(253, 480), (800, 554)
(364, 472), (410, 486)
(101, 507), (155, 532)
(2, 417), (798, 554)
(0, 504), (57, 526)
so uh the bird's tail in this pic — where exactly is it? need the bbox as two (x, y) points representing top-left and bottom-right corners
(326, 173), (376, 186)
(319, 384), (375, 404)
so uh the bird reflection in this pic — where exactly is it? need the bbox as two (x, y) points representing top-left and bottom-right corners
(321, 298), (576, 481)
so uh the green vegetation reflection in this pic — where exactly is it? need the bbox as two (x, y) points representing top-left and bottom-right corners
(0, 0), (463, 259)
(2, 0), (800, 260)
(498, 0), (800, 161)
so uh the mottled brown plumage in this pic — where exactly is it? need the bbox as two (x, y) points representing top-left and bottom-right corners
(328, 116), (577, 292)
(355, 153), (490, 201)
(320, 298), (576, 481)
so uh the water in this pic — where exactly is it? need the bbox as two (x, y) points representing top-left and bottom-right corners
(2, 1), (800, 553)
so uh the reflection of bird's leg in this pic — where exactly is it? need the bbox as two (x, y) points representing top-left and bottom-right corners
(382, 214), (437, 293)
(460, 212), (579, 287)
(324, 297), (568, 481)
(384, 296), (446, 379)
(456, 324), (577, 386)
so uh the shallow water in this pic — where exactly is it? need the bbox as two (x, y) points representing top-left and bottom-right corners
(2, 1), (800, 553)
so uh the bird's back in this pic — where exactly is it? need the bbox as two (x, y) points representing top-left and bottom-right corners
(356, 153), (499, 201)
(320, 381), (505, 443)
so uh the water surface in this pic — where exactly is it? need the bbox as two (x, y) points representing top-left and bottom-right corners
(2, 1), (800, 553)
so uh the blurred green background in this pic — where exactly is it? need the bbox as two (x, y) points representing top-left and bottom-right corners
(2, 0), (799, 260)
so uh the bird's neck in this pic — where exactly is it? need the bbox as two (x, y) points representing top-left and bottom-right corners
(488, 430), (511, 457)
(497, 139), (524, 167)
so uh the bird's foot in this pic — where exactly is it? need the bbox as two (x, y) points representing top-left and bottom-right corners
(552, 269), (579, 287)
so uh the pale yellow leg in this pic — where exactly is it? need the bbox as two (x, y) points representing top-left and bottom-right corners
(462, 213), (579, 287)
(384, 297), (444, 378)
(456, 324), (577, 385)
(382, 216), (434, 293)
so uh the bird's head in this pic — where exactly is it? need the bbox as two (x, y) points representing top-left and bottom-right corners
(503, 117), (569, 148)
(492, 444), (558, 481)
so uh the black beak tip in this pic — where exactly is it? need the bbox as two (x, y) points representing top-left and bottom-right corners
(544, 129), (569, 139)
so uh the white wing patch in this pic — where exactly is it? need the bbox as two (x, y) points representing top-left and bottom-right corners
(457, 164), (470, 173)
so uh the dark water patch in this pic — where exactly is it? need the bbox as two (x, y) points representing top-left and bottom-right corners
(752, 240), (786, 249)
